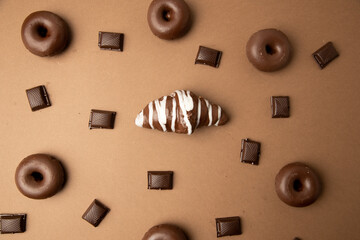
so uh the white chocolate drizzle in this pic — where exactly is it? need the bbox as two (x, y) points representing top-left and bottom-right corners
(196, 98), (201, 128)
(215, 106), (222, 126)
(135, 90), (226, 134)
(204, 99), (212, 126)
(171, 97), (176, 132)
(174, 90), (194, 134)
(148, 101), (154, 129)
(135, 110), (144, 127)
(154, 96), (167, 132)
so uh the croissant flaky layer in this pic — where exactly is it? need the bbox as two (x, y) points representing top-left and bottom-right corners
(135, 90), (228, 135)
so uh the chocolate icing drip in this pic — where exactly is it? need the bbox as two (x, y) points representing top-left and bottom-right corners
(135, 90), (228, 134)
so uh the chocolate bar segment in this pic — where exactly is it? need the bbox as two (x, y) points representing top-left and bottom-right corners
(0, 214), (26, 234)
(195, 46), (222, 68)
(215, 216), (241, 237)
(89, 109), (116, 129)
(271, 96), (290, 118)
(82, 199), (110, 227)
(148, 171), (173, 190)
(98, 32), (124, 51)
(312, 42), (339, 69)
(240, 138), (261, 165)
(26, 85), (51, 111)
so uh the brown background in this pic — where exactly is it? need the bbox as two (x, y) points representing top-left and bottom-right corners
(1, 0), (360, 239)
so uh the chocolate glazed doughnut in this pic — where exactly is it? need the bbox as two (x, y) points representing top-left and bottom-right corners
(15, 154), (65, 199)
(275, 162), (321, 207)
(246, 28), (291, 72)
(142, 224), (188, 240)
(21, 11), (70, 57)
(147, 0), (191, 40)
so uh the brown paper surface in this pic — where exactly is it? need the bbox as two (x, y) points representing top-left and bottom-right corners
(0, 0), (359, 239)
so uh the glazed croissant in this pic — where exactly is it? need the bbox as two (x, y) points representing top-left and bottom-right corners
(135, 90), (228, 135)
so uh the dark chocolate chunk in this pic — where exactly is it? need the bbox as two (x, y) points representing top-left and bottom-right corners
(240, 138), (261, 165)
(293, 238), (302, 240)
(195, 46), (222, 68)
(82, 199), (110, 227)
(0, 214), (26, 234)
(215, 216), (241, 237)
(98, 32), (124, 51)
(88, 109), (116, 129)
(148, 171), (173, 190)
(312, 42), (339, 69)
(271, 96), (290, 118)
(26, 85), (51, 111)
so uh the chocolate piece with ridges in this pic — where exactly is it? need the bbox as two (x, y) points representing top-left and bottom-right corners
(82, 199), (110, 227)
(0, 214), (27, 234)
(26, 85), (51, 111)
(148, 171), (173, 189)
(195, 46), (222, 68)
(215, 216), (241, 237)
(135, 90), (228, 135)
(271, 96), (290, 118)
(312, 42), (339, 69)
(240, 138), (261, 165)
(89, 110), (116, 129)
(98, 32), (124, 51)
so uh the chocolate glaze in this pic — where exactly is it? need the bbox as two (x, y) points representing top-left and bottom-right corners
(21, 11), (70, 57)
(147, 0), (191, 40)
(246, 29), (291, 72)
(275, 162), (321, 207)
(15, 154), (65, 199)
(142, 224), (188, 240)
(135, 90), (228, 135)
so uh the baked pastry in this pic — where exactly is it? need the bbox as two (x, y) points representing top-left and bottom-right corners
(275, 162), (321, 207)
(21, 11), (70, 57)
(142, 224), (188, 240)
(246, 28), (291, 72)
(135, 90), (228, 134)
(147, 0), (191, 40)
(15, 154), (65, 199)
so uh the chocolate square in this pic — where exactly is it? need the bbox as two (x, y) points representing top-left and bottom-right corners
(26, 85), (51, 111)
(312, 42), (339, 69)
(88, 109), (116, 129)
(271, 96), (290, 118)
(148, 171), (173, 190)
(82, 199), (110, 227)
(240, 138), (261, 165)
(98, 32), (124, 51)
(215, 216), (241, 237)
(0, 214), (26, 234)
(195, 46), (222, 68)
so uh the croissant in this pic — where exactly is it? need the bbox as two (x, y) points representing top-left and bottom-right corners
(135, 90), (228, 135)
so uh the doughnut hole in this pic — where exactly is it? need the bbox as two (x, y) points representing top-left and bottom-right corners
(31, 171), (44, 182)
(162, 9), (172, 21)
(36, 25), (48, 38)
(293, 179), (303, 192)
(265, 44), (276, 55)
